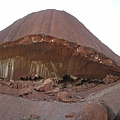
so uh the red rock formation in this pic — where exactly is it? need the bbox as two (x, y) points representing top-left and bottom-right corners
(55, 92), (72, 102)
(103, 74), (120, 84)
(0, 9), (120, 81)
(34, 78), (54, 92)
(78, 101), (115, 120)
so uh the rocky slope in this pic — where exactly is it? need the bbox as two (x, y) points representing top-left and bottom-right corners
(0, 9), (120, 81)
(0, 9), (120, 120)
(0, 80), (120, 120)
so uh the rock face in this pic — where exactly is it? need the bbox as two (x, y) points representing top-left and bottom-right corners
(0, 9), (120, 81)
(78, 101), (115, 120)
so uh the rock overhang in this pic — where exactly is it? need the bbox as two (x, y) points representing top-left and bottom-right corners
(0, 9), (120, 82)
(0, 34), (120, 81)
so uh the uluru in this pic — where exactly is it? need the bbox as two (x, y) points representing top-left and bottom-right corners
(0, 9), (120, 81)
(0, 9), (120, 120)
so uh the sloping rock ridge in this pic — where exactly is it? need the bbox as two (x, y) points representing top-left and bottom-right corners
(0, 9), (120, 81)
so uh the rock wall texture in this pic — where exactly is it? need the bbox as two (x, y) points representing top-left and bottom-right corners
(0, 9), (120, 80)
(0, 34), (120, 81)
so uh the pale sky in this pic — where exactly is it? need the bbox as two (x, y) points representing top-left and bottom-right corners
(0, 0), (120, 56)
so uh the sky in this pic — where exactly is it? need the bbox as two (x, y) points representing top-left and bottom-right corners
(0, 0), (120, 56)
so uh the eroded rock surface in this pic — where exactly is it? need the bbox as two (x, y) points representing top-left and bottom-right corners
(0, 9), (119, 82)
(103, 74), (120, 84)
(55, 92), (73, 103)
(0, 35), (120, 82)
(0, 9), (120, 120)
(0, 9), (119, 65)
(34, 78), (54, 92)
(0, 79), (120, 120)
(77, 101), (115, 120)
(0, 10), (120, 85)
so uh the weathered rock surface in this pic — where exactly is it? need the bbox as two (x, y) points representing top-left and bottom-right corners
(34, 78), (54, 92)
(77, 101), (115, 120)
(114, 110), (120, 120)
(0, 81), (120, 120)
(0, 9), (119, 65)
(55, 92), (73, 102)
(0, 9), (120, 81)
(103, 74), (120, 84)
(0, 34), (119, 81)
(46, 87), (60, 94)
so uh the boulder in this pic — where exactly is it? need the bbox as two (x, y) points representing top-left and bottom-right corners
(9, 80), (30, 89)
(9, 79), (15, 84)
(103, 74), (120, 84)
(65, 112), (75, 118)
(46, 87), (60, 94)
(78, 100), (115, 120)
(34, 78), (54, 92)
(55, 92), (73, 103)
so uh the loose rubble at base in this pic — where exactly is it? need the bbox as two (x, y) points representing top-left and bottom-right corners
(0, 74), (120, 103)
